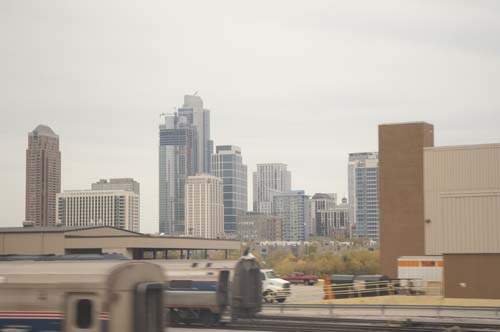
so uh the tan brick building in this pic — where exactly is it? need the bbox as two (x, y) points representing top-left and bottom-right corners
(379, 122), (434, 277)
(25, 125), (61, 227)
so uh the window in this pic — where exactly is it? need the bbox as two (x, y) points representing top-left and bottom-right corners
(76, 299), (93, 329)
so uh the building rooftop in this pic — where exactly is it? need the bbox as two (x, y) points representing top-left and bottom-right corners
(0, 225), (140, 235)
(32, 124), (58, 137)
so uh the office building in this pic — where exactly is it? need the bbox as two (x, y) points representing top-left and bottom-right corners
(25, 125), (61, 227)
(272, 190), (310, 241)
(253, 163), (291, 214)
(316, 197), (349, 239)
(92, 178), (140, 195)
(348, 152), (379, 241)
(185, 175), (224, 239)
(56, 190), (140, 232)
(211, 145), (248, 234)
(237, 213), (282, 242)
(310, 193), (337, 236)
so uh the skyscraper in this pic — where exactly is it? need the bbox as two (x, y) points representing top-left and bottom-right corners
(348, 152), (379, 240)
(25, 125), (61, 226)
(178, 94), (213, 174)
(159, 94), (213, 235)
(159, 112), (198, 234)
(272, 190), (310, 241)
(253, 163), (291, 214)
(185, 175), (224, 239)
(211, 145), (248, 234)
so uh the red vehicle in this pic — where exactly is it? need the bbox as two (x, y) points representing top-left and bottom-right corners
(282, 272), (319, 285)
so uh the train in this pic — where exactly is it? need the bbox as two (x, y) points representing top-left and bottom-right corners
(0, 254), (262, 331)
(0, 260), (164, 332)
(154, 255), (262, 326)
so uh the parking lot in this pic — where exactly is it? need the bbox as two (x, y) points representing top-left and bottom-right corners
(286, 284), (324, 303)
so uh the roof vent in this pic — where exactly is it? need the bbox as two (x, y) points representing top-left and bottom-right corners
(22, 221), (35, 228)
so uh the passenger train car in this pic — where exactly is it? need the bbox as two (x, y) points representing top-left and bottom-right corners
(154, 255), (262, 326)
(0, 260), (164, 332)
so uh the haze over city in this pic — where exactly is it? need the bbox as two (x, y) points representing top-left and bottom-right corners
(2, 0), (500, 233)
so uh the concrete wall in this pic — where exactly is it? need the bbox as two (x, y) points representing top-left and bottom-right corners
(444, 254), (500, 299)
(424, 144), (500, 255)
(379, 122), (434, 277)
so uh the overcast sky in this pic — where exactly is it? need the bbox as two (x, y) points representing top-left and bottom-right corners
(1, 0), (499, 233)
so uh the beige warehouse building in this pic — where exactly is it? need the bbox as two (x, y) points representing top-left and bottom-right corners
(424, 143), (500, 299)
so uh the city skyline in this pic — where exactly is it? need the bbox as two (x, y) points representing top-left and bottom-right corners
(3, 1), (500, 233)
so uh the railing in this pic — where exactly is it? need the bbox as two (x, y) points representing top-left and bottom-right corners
(274, 280), (441, 303)
(263, 303), (500, 319)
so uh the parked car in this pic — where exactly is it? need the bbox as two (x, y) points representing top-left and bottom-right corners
(282, 272), (319, 285)
(260, 269), (291, 303)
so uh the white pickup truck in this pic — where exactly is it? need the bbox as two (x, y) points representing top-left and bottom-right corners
(260, 269), (291, 303)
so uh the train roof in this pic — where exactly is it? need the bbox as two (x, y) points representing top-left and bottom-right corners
(0, 260), (163, 290)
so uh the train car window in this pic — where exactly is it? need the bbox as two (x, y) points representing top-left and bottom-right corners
(169, 280), (192, 289)
(76, 299), (93, 328)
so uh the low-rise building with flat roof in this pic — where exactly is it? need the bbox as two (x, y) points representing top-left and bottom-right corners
(0, 226), (240, 259)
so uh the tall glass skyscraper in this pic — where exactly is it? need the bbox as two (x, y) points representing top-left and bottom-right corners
(211, 145), (248, 234)
(178, 95), (213, 174)
(348, 152), (379, 241)
(159, 113), (197, 234)
(159, 94), (213, 235)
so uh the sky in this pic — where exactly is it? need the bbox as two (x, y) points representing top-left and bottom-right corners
(1, 0), (499, 233)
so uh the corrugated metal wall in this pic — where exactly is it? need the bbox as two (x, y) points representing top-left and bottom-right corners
(424, 144), (500, 255)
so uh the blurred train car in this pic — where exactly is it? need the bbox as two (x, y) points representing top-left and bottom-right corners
(0, 260), (164, 332)
(154, 255), (261, 326)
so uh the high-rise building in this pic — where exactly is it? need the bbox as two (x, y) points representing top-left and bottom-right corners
(348, 152), (379, 241)
(56, 190), (140, 232)
(92, 178), (140, 195)
(253, 163), (291, 214)
(159, 112), (198, 234)
(311, 194), (350, 238)
(272, 190), (310, 241)
(185, 175), (224, 239)
(237, 212), (282, 242)
(310, 193), (337, 236)
(159, 94), (213, 235)
(211, 145), (248, 234)
(178, 95), (213, 174)
(25, 125), (61, 227)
